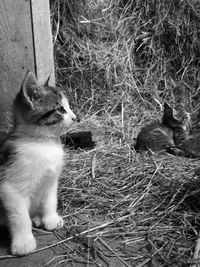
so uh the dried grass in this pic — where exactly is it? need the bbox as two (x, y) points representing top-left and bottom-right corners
(53, 134), (200, 266)
(48, 0), (200, 266)
(50, 0), (200, 115)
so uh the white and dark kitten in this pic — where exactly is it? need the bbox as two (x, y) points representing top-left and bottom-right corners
(0, 72), (76, 256)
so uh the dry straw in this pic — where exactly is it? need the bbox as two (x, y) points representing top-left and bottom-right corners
(44, 0), (200, 265)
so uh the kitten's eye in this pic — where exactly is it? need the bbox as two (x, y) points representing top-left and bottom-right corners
(57, 106), (66, 114)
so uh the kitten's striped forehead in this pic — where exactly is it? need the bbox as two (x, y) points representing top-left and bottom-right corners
(42, 86), (63, 108)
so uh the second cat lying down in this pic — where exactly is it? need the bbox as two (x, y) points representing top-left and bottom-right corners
(134, 103), (192, 152)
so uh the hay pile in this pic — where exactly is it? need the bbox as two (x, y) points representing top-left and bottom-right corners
(46, 117), (199, 267)
(51, 0), (200, 115)
(54, 137), (200, 267)
(49, 0), (200, 266)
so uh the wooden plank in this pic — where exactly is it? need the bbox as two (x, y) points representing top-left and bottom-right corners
(0, 226), (133, 267)
(0, 227), (67, 267)
(0, 0), (35, 133)
(62, 131), (96, 149)
(61, 128), (105, 149)
(31, 0), (55, 86)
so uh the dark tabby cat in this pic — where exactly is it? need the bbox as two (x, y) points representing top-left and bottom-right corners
(0, 72), (76, 255)
(135, 103), (191, 152)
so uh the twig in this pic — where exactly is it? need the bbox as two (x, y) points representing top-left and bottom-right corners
(0, 218), (129, 260)
(97, 238), (132, 267)
(190, 232), (200, 267)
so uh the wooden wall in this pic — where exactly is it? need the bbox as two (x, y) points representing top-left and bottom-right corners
(0, 0), (55, 133)
(31, 0), (55, 86)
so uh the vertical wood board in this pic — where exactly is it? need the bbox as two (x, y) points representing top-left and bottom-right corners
(0, 0), (35, 133)
(31, 0), (55, 86)
(0, 0), (56, 133)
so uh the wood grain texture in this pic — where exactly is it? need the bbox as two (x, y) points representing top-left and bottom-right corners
(0, 227), (131, 267)
(0, 0), (56, 133)
(0, 0), (35, 133)
(0, 227), (67, 267)
(31, 0), (55, 86)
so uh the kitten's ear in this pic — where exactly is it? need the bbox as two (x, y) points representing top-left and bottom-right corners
(162, 102), (176, 122)
(21, 71), (41, 107)
(163, 102), (173, 117)
(163, 102), (179, 124)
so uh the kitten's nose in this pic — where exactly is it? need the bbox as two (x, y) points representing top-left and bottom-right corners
(76, 116), (81, 123)
(72, 116), (80, 123)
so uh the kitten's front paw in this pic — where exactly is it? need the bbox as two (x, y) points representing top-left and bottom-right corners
(11, 234), (36, 256)
(42, 213), (64, 231)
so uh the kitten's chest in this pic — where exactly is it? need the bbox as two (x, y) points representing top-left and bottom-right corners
(17, 140), (64, 173)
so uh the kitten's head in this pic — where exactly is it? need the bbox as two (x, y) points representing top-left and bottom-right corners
(13, 72), (77, 137)
(162, 103), (191, 134)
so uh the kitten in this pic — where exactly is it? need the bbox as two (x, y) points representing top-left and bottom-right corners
(134, 103), (191, 152)
(0, 72), (76, 256)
